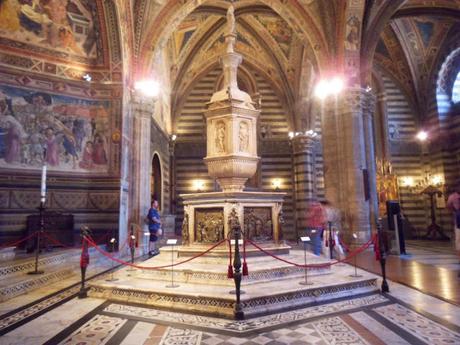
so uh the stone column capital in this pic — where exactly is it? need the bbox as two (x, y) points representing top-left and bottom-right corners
(291, 134), (318, 154)
(323, 87), (376, 116)
(131, 92), (157, 119)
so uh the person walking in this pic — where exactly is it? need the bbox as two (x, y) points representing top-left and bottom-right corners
(147, 199), (162, 257)
(446, 183), (460, 275)
(306, 200), (326, 256)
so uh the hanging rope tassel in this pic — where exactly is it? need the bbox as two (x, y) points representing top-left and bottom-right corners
(80, 237), (90, 269)
(227, 239), (234, 278)
(373, 233), (381, 261)
(242, 236), (248, 276)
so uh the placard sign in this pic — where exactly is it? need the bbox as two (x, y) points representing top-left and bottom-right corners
(166, 239), (178, 245)
(230, 239), (244, 245)
(300, 236), (311, 242)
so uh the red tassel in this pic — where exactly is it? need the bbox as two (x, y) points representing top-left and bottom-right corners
(373, 234), (381, 261)
(227, 264), (234, 278)
(242, 261), (248, 276)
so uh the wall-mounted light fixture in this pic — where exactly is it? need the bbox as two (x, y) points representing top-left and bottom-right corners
(134, 79), (160, 98)
(415, 130), (428, 142)
(400, 176), (415, 188)
(83, 73), (92, 82)
(193, 180), (205, 192)
(314, 77), (345, 100)
(170, 134), (177, 141)
(272, 178), (282, 191)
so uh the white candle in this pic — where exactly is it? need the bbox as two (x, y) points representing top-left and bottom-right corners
(40, 165), (47, 203)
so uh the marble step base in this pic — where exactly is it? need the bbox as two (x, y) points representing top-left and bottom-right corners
(0, 267), (75, 302)
(133, 247), (332, 286)
(0, 247), (16, 261)
(88, 264), (378, 319)
(176, 243), (291, 258)
(0, 247), (141, 302)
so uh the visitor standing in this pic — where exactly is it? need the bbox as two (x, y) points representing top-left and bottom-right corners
(446, 183), (460, 274)
(306, 200), (326, 256)
(147, 199), (162, 257)
(322, 200), (345, 260)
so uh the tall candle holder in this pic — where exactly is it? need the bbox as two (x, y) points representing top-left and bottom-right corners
(28, 148), (47, 275)
(401, 171), (448, 240)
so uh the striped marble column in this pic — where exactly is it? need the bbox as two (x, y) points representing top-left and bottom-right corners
(321, 88), (373, 243)
(292, 134), (318, 235)
(131, 93), (153, 253)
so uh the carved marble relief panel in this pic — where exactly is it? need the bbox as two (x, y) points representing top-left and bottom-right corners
(244, 207), (273, 241)
(194, 208), (224, 243)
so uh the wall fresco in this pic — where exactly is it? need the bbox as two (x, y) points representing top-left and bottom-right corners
(0, 85), (111, 173)
(0, 0), (102, 64)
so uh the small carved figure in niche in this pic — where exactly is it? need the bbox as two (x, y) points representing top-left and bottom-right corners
(239, 121), (249, 152)
(181, 213), (189, 245)
(345, 15), (360, 51)
(215, 122), (226, 153)
(278, 209), (285, 240)
(259, 124), (272, 140)
(388, 123), (401, 141)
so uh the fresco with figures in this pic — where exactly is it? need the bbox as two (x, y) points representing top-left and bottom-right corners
(0, 85), (111, 173)
(0, 0), (103, 64)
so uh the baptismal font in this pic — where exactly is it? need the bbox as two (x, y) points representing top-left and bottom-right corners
(180, 4), (285, 247)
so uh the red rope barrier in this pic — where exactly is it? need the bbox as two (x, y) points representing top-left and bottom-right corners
(0, 231), (38, 250)
(247, 235), (375, 269)
(85, 237), (227, 270)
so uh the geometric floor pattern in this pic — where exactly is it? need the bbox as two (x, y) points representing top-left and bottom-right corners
(1, 291), (458, 345)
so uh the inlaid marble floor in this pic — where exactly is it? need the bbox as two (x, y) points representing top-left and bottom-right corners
(1, 281), (460, 345)
(1, 243), (460, 345)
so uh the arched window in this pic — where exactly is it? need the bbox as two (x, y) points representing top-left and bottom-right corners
(452, 71), (460, 103)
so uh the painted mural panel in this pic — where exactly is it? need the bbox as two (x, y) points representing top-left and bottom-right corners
(0, 0), (103, 64)
(0, 85), (111, 173)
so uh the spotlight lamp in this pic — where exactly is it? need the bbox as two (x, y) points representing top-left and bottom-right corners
(134, 79), (160, 98)
(314, 76), (345, 99)
(82, 74), (92, 82)
(272, 178), (282, 191)
(305, 129), (318, 138)
(193, 180), (205, 192)
(416, 130), (428, 142)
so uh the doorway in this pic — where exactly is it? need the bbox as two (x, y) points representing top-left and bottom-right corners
(151, 153), (162, 210)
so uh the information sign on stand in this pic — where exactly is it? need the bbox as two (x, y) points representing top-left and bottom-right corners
(299, 236), (313, 286)
(166, 238), (179, 288)
(349, 233), (362, 278)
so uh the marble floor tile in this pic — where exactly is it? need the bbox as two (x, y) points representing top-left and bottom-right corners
(119, 321), (155, 345)
(349, 311), (410, 345)
(387, 281), (460, 326)
(0, 298), (105, 345)
(58, 314), (126, 345)
(375, 303), (460, 344)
